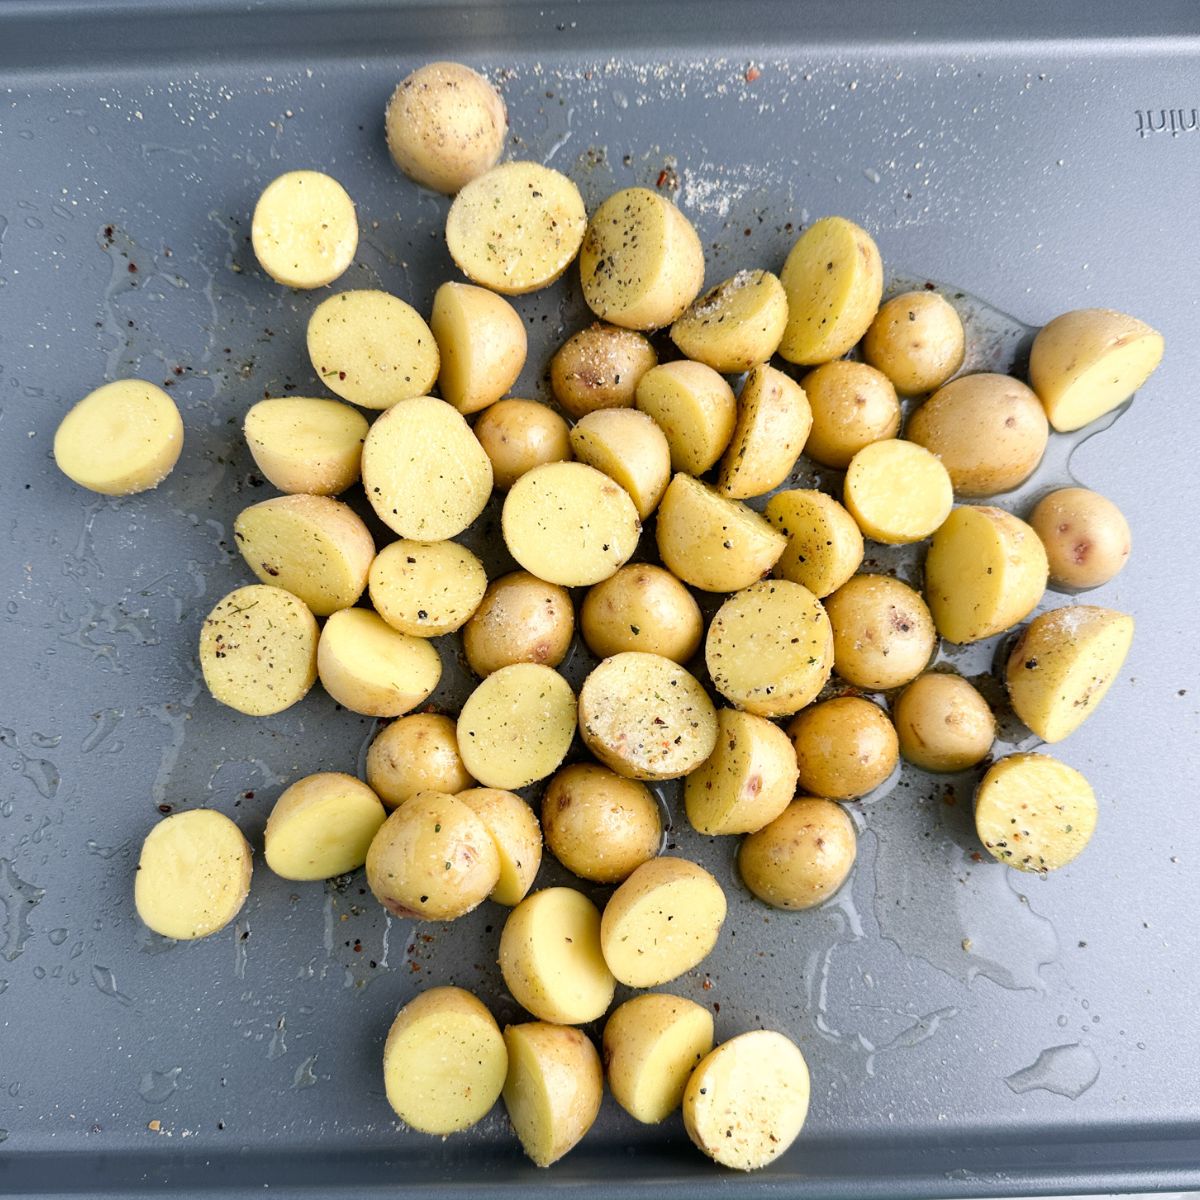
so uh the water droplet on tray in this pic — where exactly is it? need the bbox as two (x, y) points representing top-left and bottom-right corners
(1004, 1043), (1100, 1099)
(138, 1066), (182, 1103)
(48, 928), (68, 946)
(0, 858), (44, 962)
(292, 1054), (318, 1090)
(91, 964), (133, 1005)
(267, 1015), (287, 1060)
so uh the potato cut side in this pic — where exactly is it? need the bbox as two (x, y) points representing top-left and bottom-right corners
(317, 608), (442, 717)
(369, 539), (487, 637)
(635, 360), (737, 476)
(251, 169), (357, 289)
(655, 474), (786, 593)
(578, 652), (718, 781)
(569, 408), (671, 520)
(764, 488), (864, 598)
(53, 379), (183, 496)
(233, 494), (374, 617)
(778, 216), (883, 365)
(499, 887), (615, 1024)
(502, 461), (640, 587)
(603, 994), (714, 1125)
(383, 987), (507, 1135)
(362, 395), (493, 540)
(683, 1030), (811, 1171)
(706, 580), (834, 718)
(502, 1022), (603, 1168)
(457, 663), (577, 790)
(367, 713), (474, 809)
(264, 772), (386, 881)
(600, 857), (727, 987)
(199, 584), (318, 717)
(430, 281), (527, 415)
(457, 787), (542, 906)
(243, 396), (367, 495)
(975, 753), (1097, 872)
(717, 365), (812, 499)
(669, 269), (789, 372)
(1006, 606), (1134, 743)
(135, 809), (252, 940)
(446, 161), (586, 294)
(844, 438), (953, 544)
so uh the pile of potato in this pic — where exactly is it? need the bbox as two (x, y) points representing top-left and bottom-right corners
(52, 59), (1161, 1171)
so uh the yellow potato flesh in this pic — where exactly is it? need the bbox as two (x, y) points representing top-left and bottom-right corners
(844, 438), (953, 544)
(569, 408), (671, 520)
(717, 365), (812, 499)
(251, 170), (357, 289)
(670, 269), (789, 372)
(635, 360), (737, 476)
(764, 488), (864, 598)
(457, 787), (542, 906)
(430, 281), (527, 415)
(369, 539), (487, 637)
(243, 396), (367, 495)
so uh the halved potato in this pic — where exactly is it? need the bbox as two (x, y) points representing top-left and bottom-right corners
(716, 365), (812, 499)
(462, 572), (575, 677)
(669, 269), (789, 372)
(569, 408), (671, 520)
(251, 170), (357, 289)
(635, 360), (736, 475)
(801, 360), (900, 469)
(764, 488), (864, 598)
(843, 438), (953, 544)
(475, 399), (572, 491)
(580, 563), (703, 664)
(457, 787), (542, 906)
(366, 714), (474, 809)
(862, 289), (965, 395)
(243, 396), (367, 495)
(430, 281), (527, 415)
(369, 539), (487, 636)
(550, 322), (658, 417)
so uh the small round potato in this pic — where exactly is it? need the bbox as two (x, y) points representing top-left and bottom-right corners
(716, 365), (812, 500)
(634, 360), (737, 476)
(474, 399), (572, 490)
(542, 763), (662, 883)
(462, 571), (574, 677)
(844, 439), (953, 544)
(764, 488), (864, 598)
(863, 290), (965, 395)
(264, 772), (386, 881)
(251, 170), (357, 289)
(384, 62), (506, 194)
(800, 360), (901, 469)
(893, 674), (995, 772)
(788, 698), (898, 800)
(134, 809), (252, 940)
(906, 373), (1048, 496)
(369, 539), (487, 637)
(580, 564), (703, 664)
(669, 269), (789, 373)
(457, 787), (542, 906)
(243, 396), (367, 496)
(738, 797), (857, 909)
(366, 713), (475, 809)
(430, 282), (527, 415)
(365, 790), (500, 920)
(1029, 487), (1132, 590)
(824, 573), (937, 690)
(600, 857), (727, 988)
(568, 408), (671, 520)
(550, 323), (658, 418)
(54, 379), (183, 496)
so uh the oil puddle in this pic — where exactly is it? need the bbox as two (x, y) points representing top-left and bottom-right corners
(0, 859), (44, 961)
(1005, 1043), (1100, 1099)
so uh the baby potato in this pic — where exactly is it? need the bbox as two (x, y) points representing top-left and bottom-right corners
(365, 790), (500, 920)
(579, 187), (705, 330)
(1006, 605), (1134, 743)
(844, 438), (953, 544)
(801, 360), (901, 468)
(863, 290), (965, 395)
(384, 62), (506, 194)
(456, 663), (577, 790)
(669, 269), (789, 372)
(1029, 307), (1164, 432)
(264, 772), (386, 881)
(684, 708), (798, 836)
(362, 395), (493, 540)
(787, 698), (898, 800)
(474, 399), (572, 490)
(635, 360), (737, 475)
(1029, 487), (1132, 590)
(463, 571), (574, 677)
(430, 282), (526, 415)
(778, 216), (883, 365)
(975, 753), (1097, 872)
(243, 396), (367, 496)
(578, 652), (718, 781)
(893, 673), (995, 772)
(134, 809), (252, 940)
(53, 379), (183, 496)
(234, 494), (374, 617)
(600, 857), (727, 987)
(716, 365), (812, 499)
(317, 608), (442, 717)
(502, 1022), (603, 1168)
(251, 170), (357, 289)
(369, 539), (487, 637)
(502, 461), (640, 588)
(823, 573), (937, 690)
(550, 323), (658, 418)
(457, 788), (542, 906)
(655, 474), (786, 593)
(307, 290), (438, 410)
(706, 580), (834, 718)
(366, 713), (474, 809)
(906, 373), (1048, 496)
(383, 987), (507, 1137)
(603, 994), (714, 1125)
(542, 763), (662, 884)
(683, 1031), (811, 1171)
(569, 408), (670, 520)
(199, 584), (318, 717)
(764, 488), (864, 598)
(446, 161), (586, 295)
(925, 505), (1049, 644)
(738, 797), (857, 909)
(580, 563), (703, 664)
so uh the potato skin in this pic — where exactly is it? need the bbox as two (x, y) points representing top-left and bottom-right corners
(801, 360), (900, 468)
(366, 713), (474, 809)
(474, 399), (572, 490)
(580, 563), (702, 664)
(550, 323), (658, 418)
(893, 673), (995, 772)
(463, 571), (575, 677)
(863, 290), (965, 395)
(787, 697), (898, 800)
(824, 573), (937, 690)
(1029, 487), (1131, 590)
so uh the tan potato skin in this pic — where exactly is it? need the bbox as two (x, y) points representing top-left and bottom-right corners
(801, 360), (901, 468)
(893, 673), (995, 772)
(550, 323), (658, 418)
(863, 290), (965, 395)
(463, 572), (575, 677)
(1029, 487), (1132, 590)
(366, 714), (475, 809)
(580, 563), (703, 664)
(474, 399), (572, 491)
(787, 697), (899, 800)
